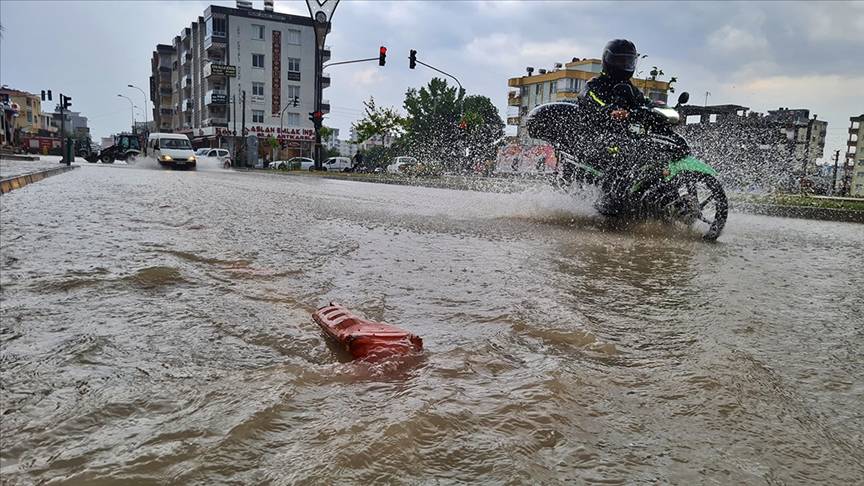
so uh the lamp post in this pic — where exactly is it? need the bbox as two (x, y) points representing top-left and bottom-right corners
(117, 94), (135, 133)
(305, 0), (340, 170)
(128, 84), (149, 135)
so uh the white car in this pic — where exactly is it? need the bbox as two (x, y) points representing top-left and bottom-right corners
(271, 157), (313, 170)
(200, 148), (232, 168)
(195, 148), (210, 157)
(386, 156), (418, 174)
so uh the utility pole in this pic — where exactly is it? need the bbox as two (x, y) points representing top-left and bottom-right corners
(704, 91), (710, 107)
(240, 90), (246, 167)
(830, 149), (841, 195)
(59, 100), (66, 164)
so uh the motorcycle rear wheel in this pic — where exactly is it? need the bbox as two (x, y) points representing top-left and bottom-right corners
(666, 172), (728, 241)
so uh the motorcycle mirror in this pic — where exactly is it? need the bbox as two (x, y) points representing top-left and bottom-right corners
(677, 92), (690, 105)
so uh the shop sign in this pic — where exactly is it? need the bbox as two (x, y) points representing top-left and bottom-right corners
(272, 30), (281, 116)
(210, 64), (237, 77)
(216, 125), (314, 141)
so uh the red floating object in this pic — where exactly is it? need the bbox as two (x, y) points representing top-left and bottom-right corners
(313, 302), (423, 361)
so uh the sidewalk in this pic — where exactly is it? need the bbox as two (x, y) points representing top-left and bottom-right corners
(0, 157), (79, 194)
(0, 158), (70, 179)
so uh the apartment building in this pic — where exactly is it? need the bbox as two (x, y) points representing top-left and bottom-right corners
(506, 58), (670, 138)
(148, 1), (330, 158)
(764, 108), (827, 174)
(844, 114), (863, 196)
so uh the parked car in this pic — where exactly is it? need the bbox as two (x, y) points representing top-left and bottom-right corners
(195, 148), (210, 157)
(270, 157), (313, 170)
(321, 156), (353, 172)
(199, 148), (232, 168)
(386, 156), (418, 174)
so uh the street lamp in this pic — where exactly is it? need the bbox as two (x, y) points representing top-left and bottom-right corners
(305, 0), (340, 170)
(128, 84), (149, 134)
(117, 94), (135, 133)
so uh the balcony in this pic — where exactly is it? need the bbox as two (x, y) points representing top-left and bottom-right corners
(204, 34), (227, 53)
(321, 99), (330, 113)
(507, 91), (521, 106)
(203, 116), (228, 127)
(322, 73), (331, 88)
(251, 94), (265, 104)
(205, 89), (228, 105)
(184, 100), (193, 112)
(160, 108), (174, 116)
(159, 86), (172, 95)
(322, 45), (331, 62)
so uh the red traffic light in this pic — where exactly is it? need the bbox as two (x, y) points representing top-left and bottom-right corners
(379, 46), (387, 66)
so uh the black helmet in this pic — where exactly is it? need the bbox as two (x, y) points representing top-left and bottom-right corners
(602, 39), (639, 81)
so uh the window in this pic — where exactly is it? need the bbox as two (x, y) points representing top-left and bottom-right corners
(252, 54), (265, 68)
(287, 85), (300, 101)
(252, 110), (264, 123)
(252, 24), (264, 40)
(287, 29), (301, 45)
(207, 17), (226, 38)
(27, 111), (32, 123)
(287, 57), (300, 72)
(286, 113), (299, 126)
(252, 82), (265, 97)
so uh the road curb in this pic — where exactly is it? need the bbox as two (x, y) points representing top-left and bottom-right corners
(0, 165), (78, 195)
(732, 202), (863, 224)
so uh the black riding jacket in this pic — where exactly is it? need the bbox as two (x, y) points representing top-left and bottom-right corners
(579, 74), (649, 128)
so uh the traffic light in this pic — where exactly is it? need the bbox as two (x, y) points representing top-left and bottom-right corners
(378, 46), (387, 66)
(409, 50), (417, 69)
(61, 94), (72, 110)
(309, 111), (323, 130)
(292, 96), (299, 107)
(47, 90), (52, 101)
(41, 90), (46, 101)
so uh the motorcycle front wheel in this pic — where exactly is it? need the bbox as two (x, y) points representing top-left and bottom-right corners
(666, 172), (728, 241)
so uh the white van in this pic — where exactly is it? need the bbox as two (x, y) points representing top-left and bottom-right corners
(322, 156), (353, 172)
(147, 133), (196, 169)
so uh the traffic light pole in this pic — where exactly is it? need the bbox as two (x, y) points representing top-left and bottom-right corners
(313, 34), (325, 170)
(414, 59), (464, 115)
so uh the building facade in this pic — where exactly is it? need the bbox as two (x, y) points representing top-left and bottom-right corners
(764, 108), (827, 174)
(506, 58), (670, 138)
(148, 1), (331, 159)
(844, 114), (864, 196)
(0, 88), (43, 147)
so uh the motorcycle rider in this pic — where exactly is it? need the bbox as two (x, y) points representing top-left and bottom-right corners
(579, 39), (652, 213)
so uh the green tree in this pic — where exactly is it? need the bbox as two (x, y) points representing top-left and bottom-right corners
(319, 125), (334, 141)
(460, 95), (504, 165)
(351, 97), (405, 143)
(402, 77), (464, 169)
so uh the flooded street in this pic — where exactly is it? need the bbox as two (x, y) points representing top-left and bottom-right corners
(1, 165), (862, 484)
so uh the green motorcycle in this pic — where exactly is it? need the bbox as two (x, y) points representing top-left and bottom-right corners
(526, 90), (728, 241)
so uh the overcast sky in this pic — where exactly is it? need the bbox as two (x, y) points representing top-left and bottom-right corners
(2, 0), (861, 162)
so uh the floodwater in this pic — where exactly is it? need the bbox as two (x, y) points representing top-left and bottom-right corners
(1, 165), (862, 484)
